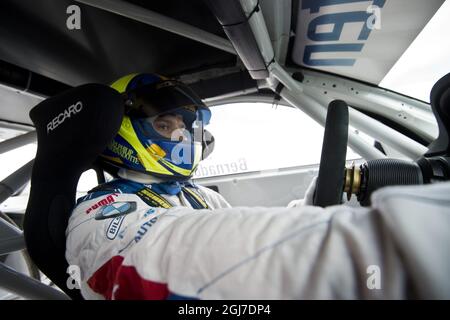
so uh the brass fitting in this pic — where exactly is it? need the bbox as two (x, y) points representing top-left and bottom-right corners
(344, 162), (361, 201)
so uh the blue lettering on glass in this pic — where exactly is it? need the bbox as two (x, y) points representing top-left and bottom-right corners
(302, 0), (385, 14)
(301, 0), (386, 67)
(308, 12), (373, 41)
(304, 44), (364, 66)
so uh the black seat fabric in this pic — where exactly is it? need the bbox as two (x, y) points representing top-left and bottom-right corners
(427, 73), (450, 156)
(23, 84), (123, 299)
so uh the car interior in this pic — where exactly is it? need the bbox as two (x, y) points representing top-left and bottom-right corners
(0, 0), (449, 299)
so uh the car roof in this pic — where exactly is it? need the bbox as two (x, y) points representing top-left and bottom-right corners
(0, 0), (447, 126)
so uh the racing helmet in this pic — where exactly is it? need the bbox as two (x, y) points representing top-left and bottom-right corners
(99, 73), (214, 181)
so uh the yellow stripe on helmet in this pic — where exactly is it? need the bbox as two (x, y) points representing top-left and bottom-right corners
(158, 142), (203, 177)
(110, 73), (170, 94)
(148, 143), (166, 157)
(118, 116), (174, 176)
(110, 73), (139, 93)
(159, 158), (192, 177)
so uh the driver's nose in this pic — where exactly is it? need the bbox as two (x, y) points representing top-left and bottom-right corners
(171, 115), (189, 141)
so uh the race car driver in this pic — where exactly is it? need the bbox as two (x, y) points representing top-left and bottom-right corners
(66, 73), (450, 300)
(83, 73), (231, 210)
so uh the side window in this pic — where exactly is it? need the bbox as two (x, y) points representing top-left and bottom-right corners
(77, 169), (100, 193)
(194, 102), (365, 178)
(0, 131), (36, 183)
(0, 130), (36, 212)
(77, 170), (115, 195)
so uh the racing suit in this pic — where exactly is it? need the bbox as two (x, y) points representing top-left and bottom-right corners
(66, 171), (450, 300)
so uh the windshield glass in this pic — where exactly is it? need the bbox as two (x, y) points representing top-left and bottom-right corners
(193, 102), (370, 179)
(380, 0), (450, 102)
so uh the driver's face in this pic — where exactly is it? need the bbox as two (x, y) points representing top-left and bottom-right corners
(152, 113), (187, 140)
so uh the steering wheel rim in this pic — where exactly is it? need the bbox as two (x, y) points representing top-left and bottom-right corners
(313, 100), (349, 207)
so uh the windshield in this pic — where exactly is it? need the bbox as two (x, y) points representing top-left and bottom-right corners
(380, 0), (450, 102)
(194, 102), (370, 179)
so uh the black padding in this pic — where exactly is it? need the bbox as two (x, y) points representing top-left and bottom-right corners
(204, 0), (246, 25)
(202, 129), (215, 160)
(204, 0), (269, 80)
(358, 159), (423, 206)
(23, 84), (123, 299)
(426, 72), (450, 157)
(189, 71), (256, 100)
(313, 100), (349, 207)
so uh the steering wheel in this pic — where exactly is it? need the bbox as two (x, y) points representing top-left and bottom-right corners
(313, 100), (349, 207)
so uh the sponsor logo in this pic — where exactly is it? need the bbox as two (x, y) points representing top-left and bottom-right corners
(106, 216), (125, 240)
(117, 213), (159, 254)
(47, 101), (83, 134)
(85, 194), (118, 214)
(107, 140), (139, 164)
(94, 201), (137, 220)
(143, 208), (156, 218)
(194, 158), (248, 178)
(135, 217), (158, 243)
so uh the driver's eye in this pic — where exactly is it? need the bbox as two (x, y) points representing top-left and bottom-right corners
(155, 122), (170, 131)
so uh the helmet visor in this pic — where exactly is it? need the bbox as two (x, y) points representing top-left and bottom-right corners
(134, 110), (207, 144)
(126, 80), (211, 125)
(150, 113), (189, 140)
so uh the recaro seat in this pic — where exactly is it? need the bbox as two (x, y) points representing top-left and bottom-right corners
(23, 84), (123, 299)
(426, 72), (450, 157)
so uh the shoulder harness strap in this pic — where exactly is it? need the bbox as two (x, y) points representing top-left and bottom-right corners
(182, 187), (210, 209)
(81, 179), (210, 210)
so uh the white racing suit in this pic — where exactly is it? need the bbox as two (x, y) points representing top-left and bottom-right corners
(66, 175), (450, 300)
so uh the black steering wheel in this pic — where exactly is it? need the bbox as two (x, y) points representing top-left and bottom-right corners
(313, 100), (349, 207)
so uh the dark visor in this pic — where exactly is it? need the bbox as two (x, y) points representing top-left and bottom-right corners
(125, 80), (206, 119)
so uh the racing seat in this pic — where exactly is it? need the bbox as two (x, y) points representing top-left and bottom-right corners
(23, 84), (123, 299)
(426, 72), (450, 157)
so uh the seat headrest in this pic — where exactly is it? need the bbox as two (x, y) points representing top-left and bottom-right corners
(427, 73), (450, 156)
(30, 83), (123, 176)
(431, 73), (450, 105)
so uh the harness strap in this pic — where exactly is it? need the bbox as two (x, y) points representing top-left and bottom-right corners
(80, 179), (210, 210)
(136, 187), (173, 209)
(182, 187), (210, 209)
